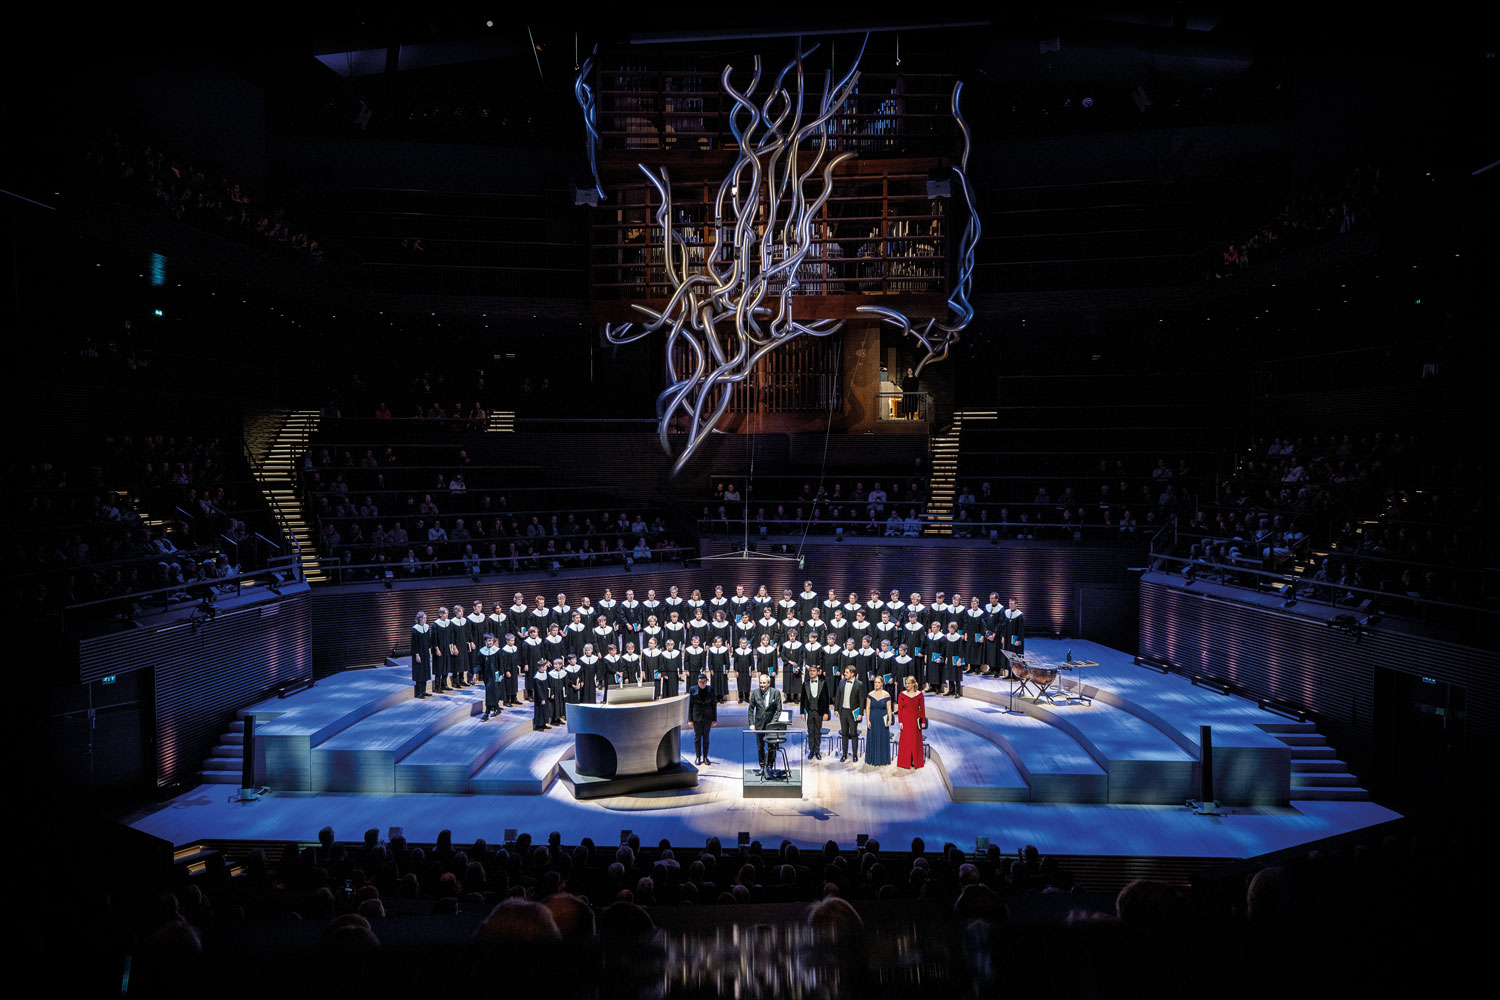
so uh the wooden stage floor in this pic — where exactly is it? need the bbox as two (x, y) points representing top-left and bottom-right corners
(131, 639), (1400, 858)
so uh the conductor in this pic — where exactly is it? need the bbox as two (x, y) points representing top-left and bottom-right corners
(748, 672), (784, 778)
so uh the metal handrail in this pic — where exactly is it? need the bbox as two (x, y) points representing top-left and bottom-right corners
(243, 440), (304, 583)
(1151, 552), (1497, 626)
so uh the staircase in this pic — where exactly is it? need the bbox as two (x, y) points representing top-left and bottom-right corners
(925, 410), (995, 536)
(1262, 721), (1370, 801)
(200, 717), (246, 785)
(487, 410), (516, 433)
(245, 409), (325, 582)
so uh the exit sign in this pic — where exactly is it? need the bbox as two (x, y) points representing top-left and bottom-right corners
(102, 675), (117, 685)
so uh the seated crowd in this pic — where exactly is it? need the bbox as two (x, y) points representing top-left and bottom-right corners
(1176, 429), (1492, 612)
(1211, 163), (1380, 279)
(109, 821), (1448, 997)
(5, 432), (265, 610)
(303, 444), (686, 579)
(83, 130), (325, 262)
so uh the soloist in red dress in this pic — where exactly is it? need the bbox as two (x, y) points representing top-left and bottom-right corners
(896, 690), (927, 769)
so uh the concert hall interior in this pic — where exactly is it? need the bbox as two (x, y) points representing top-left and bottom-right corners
(9, 8), (1492, 997)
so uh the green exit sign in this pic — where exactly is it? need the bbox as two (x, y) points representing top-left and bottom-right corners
(1421, 676), (1437, 685)
(102, 675), (117, 685)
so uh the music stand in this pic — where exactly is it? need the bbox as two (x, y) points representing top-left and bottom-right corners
(1000, 651), (1027, 715)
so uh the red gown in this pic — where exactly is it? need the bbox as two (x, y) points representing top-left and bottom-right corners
(896, 690), (927, 768)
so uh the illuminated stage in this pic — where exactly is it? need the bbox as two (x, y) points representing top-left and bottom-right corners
(130, 639), (1398, 859)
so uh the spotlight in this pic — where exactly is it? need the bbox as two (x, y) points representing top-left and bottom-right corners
(1081, 96), (1094, 108)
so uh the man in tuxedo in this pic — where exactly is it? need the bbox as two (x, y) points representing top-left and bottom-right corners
(836, 665), (867, 762)
(801, 663), (832, 760)
(689, 673), (718, 765)
(748, 672), (784, 777)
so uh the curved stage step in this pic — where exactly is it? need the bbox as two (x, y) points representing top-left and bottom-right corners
(226, 642), (1365, 806)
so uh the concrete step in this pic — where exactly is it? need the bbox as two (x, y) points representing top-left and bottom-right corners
(1286, 743), (1336, 759)
(1290, 785), (1369, 801)
(1291, 758), (1345, 773)
(1258, 721), (1317, 734)
(228, 720), (245, 732)
(213, 744), (244, 758)
(200, 770), (241, 784)
(1292, 772), (1359, 787)
(1275, 733), (1327, 747)
(204, 757), (242, 770)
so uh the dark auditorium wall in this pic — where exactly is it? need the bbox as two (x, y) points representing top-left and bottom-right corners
(309, 542), (1140, 674)
(76, 590), (314, 792)
(1139, 577), (1495, 787)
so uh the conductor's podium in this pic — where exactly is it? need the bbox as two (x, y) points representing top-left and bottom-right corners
(557, 692), (699, 799)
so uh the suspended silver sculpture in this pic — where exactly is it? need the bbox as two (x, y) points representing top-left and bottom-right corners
(573, 44), (605, 202)
(857, 80), (979, 377)
(602, 37), (977, 475)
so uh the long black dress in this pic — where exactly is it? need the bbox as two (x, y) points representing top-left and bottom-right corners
(732, 645), (754, 702)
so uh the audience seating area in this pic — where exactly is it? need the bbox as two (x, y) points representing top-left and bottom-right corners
(88, 820), (1444, 998)
(300, 440), (690, 580)
(1170, 430), (1495, 617)
(5, 431), (281, 614)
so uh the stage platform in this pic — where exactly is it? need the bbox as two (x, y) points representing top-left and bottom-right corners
(134, 639), (1397, 860)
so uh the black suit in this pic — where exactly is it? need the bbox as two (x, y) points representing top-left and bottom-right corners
(748, 686), (784, 770)
(689, 684), (718, 762)
(801, 676), (832, 758)
(835, 678), (867, 759)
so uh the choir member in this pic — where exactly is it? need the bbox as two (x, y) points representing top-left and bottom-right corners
(642, 638), (663, 696)
(596, 588), (619, 630)
(686, 588), (706, 615)
(821, 589), (842, 620)
(620, 642), (644, 687)
(755, 608), (781, 647)
(709, 609), (734, 649)
(547, 659), (568, 724)
(618, 589), (643, 642)
(902, 611), (926, 662)
(706, 635), (730, 702)
(663, 586), (685, 616)
(687, 608), (711, 647)
(893, 644), (917, 690)
(531, 660), (552, 730)
(564, 612), (589, 657)
(663, 611), (687, 649)
(411, 611), (433, 698)
(843, 591), (863, 618)
(600, 645), (622, 701)
(943, 622), (966, 696)
(778, 606), (802, 645)
(732, 638), (755, 703)
(683, 636), (707, 688)
(709, 585), (730, 615)
(776, 588), (799, 623)
(468, 600), (488, 684)
(591, 616), (616, 661)
(579, 645), (601, 703)
(963, 597), (988, 673)
(477, 634), (502, 720)
(923, 621), (945, 692)
(750, 581), (774, 620)
(527, 595), (552, 638)
(729, 585), (753, 620)
(886, 589), (907, 621)
(549, 592), (572, 632)
(839, 638), (860, 680)
(433, 606), (456, 692)
(855, 635), (878, 685)
(564, 653), (586, 708)
(733, 611), (758, 650)
(796, 581), (820, 624)
(875, 637), (897, 684)
(983, 592), (1004, 675)
(449, 598), (472, 687)
(640, 589), (663, 623)
(1003, 598), (1025, 654)
(659, 640), (683, 698)
(780, 629), (804, 704)
(825, 609), (850, 648)
(543, 622), (567, 667)
(499, 633), (520, 705)
(641, 615), (664, 651)
(754, 633), (779, 689)
(521, 626), (546, 700)
(506, 592), (529, 642)
(849, 609), (872, 646)
(865, 590), (886, 618)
